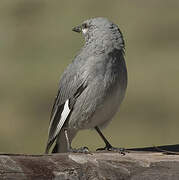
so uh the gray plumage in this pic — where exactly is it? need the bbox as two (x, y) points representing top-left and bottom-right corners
(45, 17), (127, 153)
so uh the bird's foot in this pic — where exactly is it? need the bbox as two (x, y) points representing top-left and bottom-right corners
(68, 146), (92, 154)
(96, 145), (126, 155)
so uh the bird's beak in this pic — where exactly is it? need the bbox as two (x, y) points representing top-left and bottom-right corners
(72, 25), (82, 33)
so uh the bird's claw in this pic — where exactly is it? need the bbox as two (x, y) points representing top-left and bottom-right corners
(96, 146), (126, 155)
(68, 146), (92, 154)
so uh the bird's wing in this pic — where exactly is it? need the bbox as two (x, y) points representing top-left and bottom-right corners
(67, 50), (127, 129)
(45, 61), (86, 153)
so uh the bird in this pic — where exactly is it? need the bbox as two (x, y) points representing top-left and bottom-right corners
(45, 17), (127, 154)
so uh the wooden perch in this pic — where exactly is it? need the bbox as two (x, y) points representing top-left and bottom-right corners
(0, 151), (179, 180)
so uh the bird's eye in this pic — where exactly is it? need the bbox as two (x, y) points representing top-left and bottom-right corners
(82, 23), (88, 29)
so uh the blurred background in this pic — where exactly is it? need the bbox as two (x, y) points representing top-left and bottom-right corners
(0, 0), (179, 154)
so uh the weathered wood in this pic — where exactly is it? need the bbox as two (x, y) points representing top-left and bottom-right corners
(0, 151), (179, 180)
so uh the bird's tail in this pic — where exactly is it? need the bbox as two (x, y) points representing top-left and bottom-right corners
(52, 143), (59, 153)
(45, 139), (55, 154)
(45, 129), (78, 154)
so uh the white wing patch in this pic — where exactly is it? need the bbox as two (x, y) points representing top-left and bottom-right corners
(53, 99), (71, 138)
(60, 99), (71, 126)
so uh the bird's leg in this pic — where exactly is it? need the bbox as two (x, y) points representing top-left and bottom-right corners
(95, 126), (126, 155)
(95, 126), (112, 149)
(64, 129), (90, 153)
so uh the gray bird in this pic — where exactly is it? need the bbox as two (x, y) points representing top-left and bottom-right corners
(45, 17), (127, 153)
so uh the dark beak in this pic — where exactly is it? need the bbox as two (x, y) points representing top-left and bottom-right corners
(72, 25), (82, 33)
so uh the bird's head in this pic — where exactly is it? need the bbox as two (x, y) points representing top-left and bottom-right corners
(72, 17), (124, 48)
